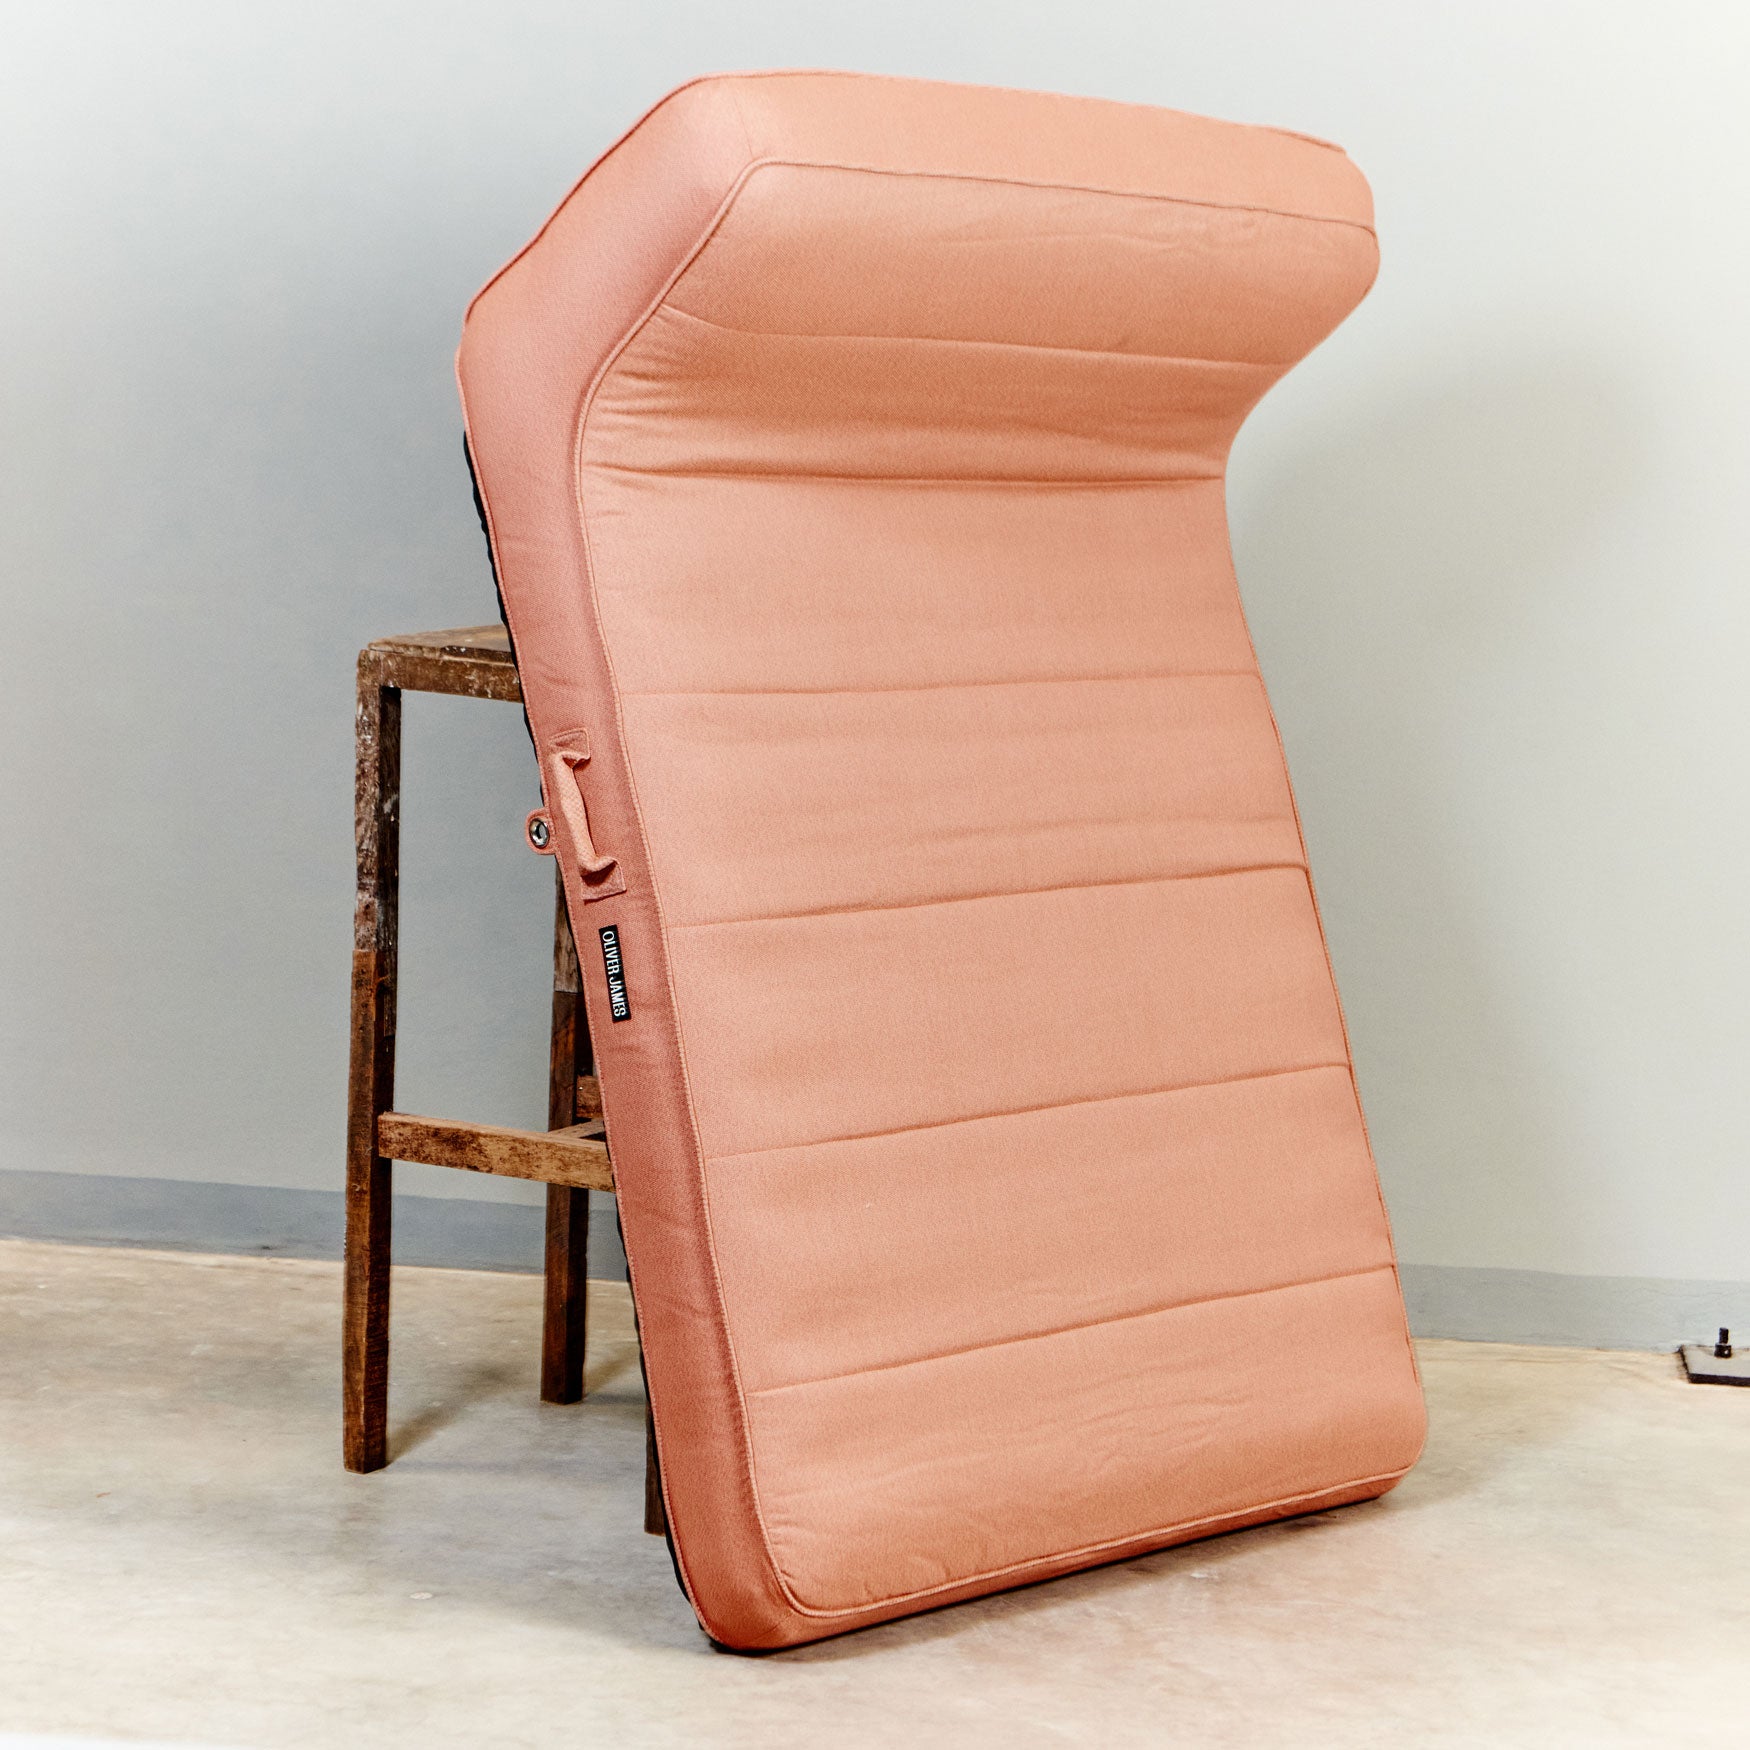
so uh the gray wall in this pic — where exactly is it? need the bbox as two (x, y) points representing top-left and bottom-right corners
(3, 3), (1745, 1342)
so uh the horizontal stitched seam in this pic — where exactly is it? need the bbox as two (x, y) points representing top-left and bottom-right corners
(785, 1463), (1414, 1621)
(728, 153), (1378, 238)
(708, 1060), (1349, 1163)
(620, 670), (1258, 698)
(724, 71), (1349, 160)
(748, 1261), (1398, 1397)
(585, 464), (1223, 486)
(670, 859), (1306, 931)
(655, 302), (1288, 371)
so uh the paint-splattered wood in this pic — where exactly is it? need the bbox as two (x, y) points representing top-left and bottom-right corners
(544, 874), (594, 1404)
(345, 625), (655, 1517)
(343, 659), (400, 1473)
(376, 1112), (614, 1193)
(364, 625), (522, 702)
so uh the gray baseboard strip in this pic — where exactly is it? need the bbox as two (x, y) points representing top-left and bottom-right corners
(0, 1169), (628, 1282)
(1397, 1263), (1746, 1352)
(3, 1170), (1742, 1350)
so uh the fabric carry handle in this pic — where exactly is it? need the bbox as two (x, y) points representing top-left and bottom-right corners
(540, 734), (624, 898)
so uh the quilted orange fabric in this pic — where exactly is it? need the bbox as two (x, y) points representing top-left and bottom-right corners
(458, 71), (1425, 1650)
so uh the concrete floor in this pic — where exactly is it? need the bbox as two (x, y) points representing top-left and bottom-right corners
(0, 1240), (1743, 1749)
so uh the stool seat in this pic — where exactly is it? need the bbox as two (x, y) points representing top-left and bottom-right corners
(362, 625), (519, 700)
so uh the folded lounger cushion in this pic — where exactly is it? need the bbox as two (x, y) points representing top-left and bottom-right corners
(458, 70), (1426, 1650)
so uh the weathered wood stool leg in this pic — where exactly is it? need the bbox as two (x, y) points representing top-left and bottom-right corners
(541, 873), (592, 1403)
(544, 875), (665, 1538)
(344, 658), (400, 1473)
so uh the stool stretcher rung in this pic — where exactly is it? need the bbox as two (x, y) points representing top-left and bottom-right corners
(377, 1112), (613, 1192)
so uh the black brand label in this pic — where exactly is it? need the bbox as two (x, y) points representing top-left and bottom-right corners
(598, 926), (630, 1022)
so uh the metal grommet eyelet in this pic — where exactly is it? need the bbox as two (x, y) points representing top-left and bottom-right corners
(525, 809), (553, 852)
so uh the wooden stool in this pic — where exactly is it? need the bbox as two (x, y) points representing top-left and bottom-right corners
(343, 625), (663, 1534)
